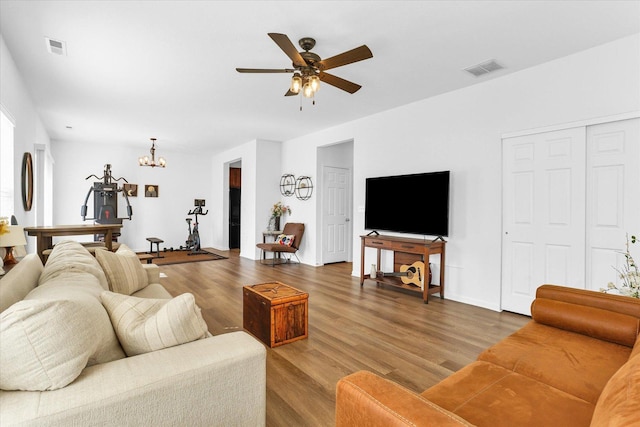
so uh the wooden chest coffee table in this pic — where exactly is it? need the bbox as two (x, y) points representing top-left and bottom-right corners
(243, 281), (308, 348)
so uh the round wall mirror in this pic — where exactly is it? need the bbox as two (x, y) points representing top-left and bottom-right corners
(21, 152), (33, 211)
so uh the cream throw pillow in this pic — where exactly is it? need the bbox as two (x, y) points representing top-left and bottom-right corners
(0, 253), (43, 313)
(1, 299), (96, 391)
(100, 291), (208, 356)
(95, 246), (148, 295)
(40, 240), (109, 290)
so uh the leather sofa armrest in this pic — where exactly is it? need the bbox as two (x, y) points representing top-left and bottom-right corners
(336, 371), (473, 427)
(142, 263), (160, 283)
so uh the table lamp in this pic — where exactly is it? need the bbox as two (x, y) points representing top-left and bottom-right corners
(0, 225), (27, 265)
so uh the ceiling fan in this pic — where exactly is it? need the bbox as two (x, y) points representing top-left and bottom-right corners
(236, 33), (373, 98)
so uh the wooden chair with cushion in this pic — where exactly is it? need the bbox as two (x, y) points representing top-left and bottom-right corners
(256, 223), (304, 266)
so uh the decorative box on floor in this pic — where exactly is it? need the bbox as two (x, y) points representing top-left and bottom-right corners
(243, 281), (308, 348)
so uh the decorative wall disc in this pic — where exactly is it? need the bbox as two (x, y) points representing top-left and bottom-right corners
(295, 176), (313, 200)
(280, 174), (295, 196)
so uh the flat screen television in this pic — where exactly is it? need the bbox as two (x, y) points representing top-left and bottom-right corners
(365, 171), (450, 237)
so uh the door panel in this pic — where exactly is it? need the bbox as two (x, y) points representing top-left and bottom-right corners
(322, 166), (350, 264)
(502, 127), (586, 315)
(502, 118), (640, 314)
(586, 118), (640, 292)
(229, 188), (240, 249)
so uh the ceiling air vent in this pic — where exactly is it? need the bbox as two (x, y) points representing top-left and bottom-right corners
(45, 37), (67, 56)
(464, 59), (504, 77)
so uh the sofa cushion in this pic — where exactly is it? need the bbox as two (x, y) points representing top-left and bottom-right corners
(131, 282), (173, 299)
(531, 297), (640, 347)
(0, 299), (102, 391)
(24, 277), (126, 366)
(100, 291), (208, 356)
(0, 253), (43, 313)
(95, 245), (148, 295)
(478, 321), (631, 404)
(421, 361), (595, 427)
(40, 240), (109, 290)
(590, 347), (640, 427)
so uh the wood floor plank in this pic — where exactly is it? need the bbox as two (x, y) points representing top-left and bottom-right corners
(158, 249), (530, 426)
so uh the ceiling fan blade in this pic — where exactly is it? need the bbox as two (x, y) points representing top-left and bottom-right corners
(319, 72), (362, 94)
(236, 68), (295, 73)
(317, 45), (373, 71)
(268, 33), (307, 68)
(284, 89), (297, 97)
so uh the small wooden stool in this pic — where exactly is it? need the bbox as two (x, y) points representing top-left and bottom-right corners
(146, 237), (164, 258)
(138, 253), (155, 264)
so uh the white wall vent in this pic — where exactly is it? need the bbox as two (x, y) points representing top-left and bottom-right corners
(45, 37), (67, 56)
(464, 59), (504, 77)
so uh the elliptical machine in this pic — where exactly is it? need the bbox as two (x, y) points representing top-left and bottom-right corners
(180, 199), (208, 255)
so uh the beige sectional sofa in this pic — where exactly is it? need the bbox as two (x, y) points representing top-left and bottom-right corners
(0, 240), (266, 426)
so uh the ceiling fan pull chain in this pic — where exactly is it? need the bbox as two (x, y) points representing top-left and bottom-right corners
(300, 94), (303, 112)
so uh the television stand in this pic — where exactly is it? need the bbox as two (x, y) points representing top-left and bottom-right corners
(360, 234), (446, 304)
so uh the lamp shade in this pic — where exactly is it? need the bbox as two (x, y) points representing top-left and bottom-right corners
(0, 226), (27, 247)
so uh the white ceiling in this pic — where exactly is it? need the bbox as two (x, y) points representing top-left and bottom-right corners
(1, 1), (639, 154)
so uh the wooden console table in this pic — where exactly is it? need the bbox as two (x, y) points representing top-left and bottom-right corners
(360, 234), (446, 304)
(25, 224), (123, 263)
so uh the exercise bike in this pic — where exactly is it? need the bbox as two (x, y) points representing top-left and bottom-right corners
(180, 202), (208, 255)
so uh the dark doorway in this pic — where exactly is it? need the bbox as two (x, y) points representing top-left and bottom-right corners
(229, 167), (241, 249)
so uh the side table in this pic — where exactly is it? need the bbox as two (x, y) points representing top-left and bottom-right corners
(262, 230), (283, 243)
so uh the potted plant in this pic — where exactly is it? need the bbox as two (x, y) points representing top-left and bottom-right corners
(601, 234), (639, 298)
(270, 202), (291, 231)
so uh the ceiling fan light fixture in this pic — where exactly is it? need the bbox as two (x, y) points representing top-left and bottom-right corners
(303, 81), (314, 98)
(236, 33), (373, 105)
(309, 75), (320, 93)
(290, 73), (302, 93)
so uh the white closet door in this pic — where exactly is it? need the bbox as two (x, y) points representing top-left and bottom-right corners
(586, 118), (640, 292)
(502, 128), (586, 315)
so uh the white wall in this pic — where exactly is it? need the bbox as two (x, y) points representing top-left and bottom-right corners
(211, 139), (283, 259)
(280, 34), (640, 311)
(50, 140), (212, 252)
(5, 31), (638, 312)
(0, 35), (52, 252)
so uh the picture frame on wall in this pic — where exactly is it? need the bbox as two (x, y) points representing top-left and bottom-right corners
(123, 183), (138, 197)
(145, 185), (159, 197)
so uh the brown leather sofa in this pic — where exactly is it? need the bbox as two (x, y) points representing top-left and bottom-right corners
(336, 284), (640, 427)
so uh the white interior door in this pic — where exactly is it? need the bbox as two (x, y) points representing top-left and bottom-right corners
(322, 166), (350, 264)
(502, 127), (586, 315)
(586, 118), (640, 292)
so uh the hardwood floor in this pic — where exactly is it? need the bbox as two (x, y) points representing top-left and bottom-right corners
(158, 249), (530, 427)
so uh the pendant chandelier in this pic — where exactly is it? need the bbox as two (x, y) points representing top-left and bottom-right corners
(138, 138), (166, 168)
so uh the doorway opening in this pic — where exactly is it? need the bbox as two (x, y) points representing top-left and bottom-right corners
(229, 163), (241, 250)
(318, 140), (353, 265)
